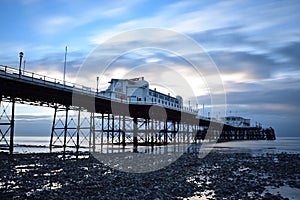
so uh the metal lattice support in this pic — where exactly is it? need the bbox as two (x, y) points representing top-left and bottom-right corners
(100, 114), (120, 145)
(47, 109), (266, 152)
(91, 113), (103, 151)
(50, 106), (92, 152)
(91, 114), (130, 152)
(165, 120), (179, 144)
(0, 97), (15, 154)
(50, 105), (69, 152)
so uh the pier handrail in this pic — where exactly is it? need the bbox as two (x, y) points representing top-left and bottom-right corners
(0, 64), (199, 114)
(0, 64), (96, 94)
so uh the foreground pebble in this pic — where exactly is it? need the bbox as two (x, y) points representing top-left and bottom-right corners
(0, 151), (299, 199)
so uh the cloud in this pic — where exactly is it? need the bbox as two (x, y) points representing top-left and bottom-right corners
(40, 16), (73, 34)
(87, 0), (299, 92)
(275, 42), (300, 67)
(90, 0), (299, 44)
(15, 114), (52, 121)
(210, 50), (279, 79)
(207, 40), (300, 82)
(227, 88), (300, 110)
(36, 0), (144, 35)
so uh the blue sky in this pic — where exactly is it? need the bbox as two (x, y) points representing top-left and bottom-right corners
(0, 0), (299, 137)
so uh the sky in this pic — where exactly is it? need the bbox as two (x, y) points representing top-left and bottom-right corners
(0, 0), (299, 137)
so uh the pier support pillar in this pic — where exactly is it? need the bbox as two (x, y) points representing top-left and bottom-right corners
(163, 121), (167, 145)
(172, 121), (177, 144)
(9, 98), (15, 154)
(151, 119), (154, 147)
(101, 113), (104, 148)
(106, 114), (110, 144)
(63, 107), (69, 153)
(133, 117), (138, 152)
(122, 115), (126, 147)
(50, 106), (57, 152)
(90, 112), (95, 152)
(112, 115), (115, 144)
(145, 119), (149, 144)
(76, 109), (81, 154)
(118, 115), (121, 144)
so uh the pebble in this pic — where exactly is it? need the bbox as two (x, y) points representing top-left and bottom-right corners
(0, 151), (298, 199)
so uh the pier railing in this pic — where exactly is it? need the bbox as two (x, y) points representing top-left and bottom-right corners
(0, 65), (198, 114)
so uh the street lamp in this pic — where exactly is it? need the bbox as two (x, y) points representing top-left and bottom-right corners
(19, 52), (23, 78)
(23, 60), (26, 74)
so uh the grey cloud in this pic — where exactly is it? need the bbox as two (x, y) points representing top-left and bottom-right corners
(226, 88), (300, 111)
(275, 41), (300, 68)
(209, 50), (279, 79)
(23, 50), (86, 78)
(77, 27), (298, 84)
(188, 27), (299, 77)
(189, 26), (271, 53)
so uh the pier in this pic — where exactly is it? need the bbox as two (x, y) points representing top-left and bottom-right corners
(0, 65), (274, 154)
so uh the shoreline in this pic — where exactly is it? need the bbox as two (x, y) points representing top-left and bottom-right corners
(6, 137), (300, 156)
(0, 149), (299, 199)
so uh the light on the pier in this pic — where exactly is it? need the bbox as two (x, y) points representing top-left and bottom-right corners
(19, 51), (24, 77)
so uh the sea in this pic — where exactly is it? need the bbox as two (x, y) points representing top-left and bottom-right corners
(8, 136), (300, 155)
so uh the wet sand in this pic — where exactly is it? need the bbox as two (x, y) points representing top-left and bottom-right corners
(0, 149), (299, 199)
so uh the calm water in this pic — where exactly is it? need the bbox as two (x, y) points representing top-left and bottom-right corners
(9, 136), (300, 154)
(210, 137), (300, 155)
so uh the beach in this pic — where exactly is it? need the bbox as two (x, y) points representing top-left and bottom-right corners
(0, 139), (299, 199)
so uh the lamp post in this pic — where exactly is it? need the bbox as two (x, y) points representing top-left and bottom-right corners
(63, 46), (67, 85)
(19, 52), (23, 78)
(23, 60), (26, 74)
(96, 76), (99, 93)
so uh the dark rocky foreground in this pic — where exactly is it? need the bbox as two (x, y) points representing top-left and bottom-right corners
(0, 150), (299, 199)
